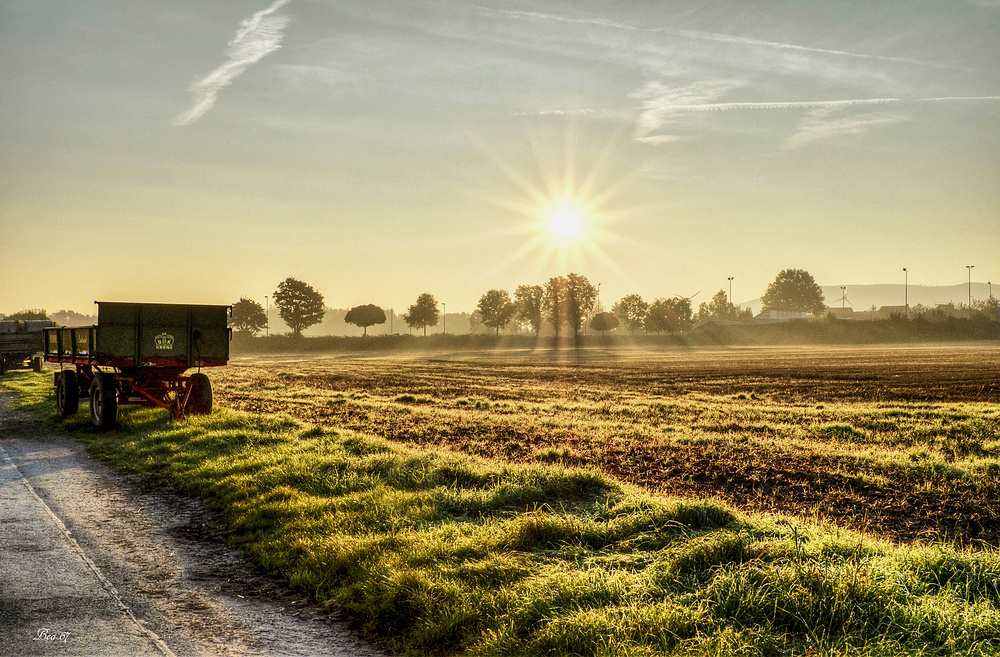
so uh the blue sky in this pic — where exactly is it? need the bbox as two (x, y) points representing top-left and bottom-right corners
(2, 0), (998, 315)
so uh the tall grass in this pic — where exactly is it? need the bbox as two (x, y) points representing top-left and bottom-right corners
(3, 370), (999, 656)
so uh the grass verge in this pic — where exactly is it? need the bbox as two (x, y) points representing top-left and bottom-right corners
(3, 370), (999, 656)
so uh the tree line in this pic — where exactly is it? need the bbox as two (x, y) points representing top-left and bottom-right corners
(228, 270), (998, 339)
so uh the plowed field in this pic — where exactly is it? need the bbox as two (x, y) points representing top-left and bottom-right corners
(213, 343), (1000, 546)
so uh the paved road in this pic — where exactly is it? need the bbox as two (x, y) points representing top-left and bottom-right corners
(0, 393), (385, 657)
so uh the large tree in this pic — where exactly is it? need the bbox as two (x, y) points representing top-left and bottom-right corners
(344, 304), (386, 336)
(543, 273), (597, 341)
(230, 297), (268, 336)
(611, 294), (649, 334)
(760, 269), (825, 315)
(514, 284), (544, 336)
(564, 273), (598, 341)
(272, 278), (326, 338)
(403, 293), (439, 336)
(543, 276), (568, 338)
(645, 297), (693, 333)
(476, 289), (516, 336)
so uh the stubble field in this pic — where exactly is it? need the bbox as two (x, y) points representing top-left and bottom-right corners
(215, 343), (1000, 547)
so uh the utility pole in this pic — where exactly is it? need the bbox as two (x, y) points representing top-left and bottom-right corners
(967, 265), (975, 316)
(902, 268), (907, 311)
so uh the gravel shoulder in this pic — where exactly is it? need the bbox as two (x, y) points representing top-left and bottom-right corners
(0, 393), (385, 657)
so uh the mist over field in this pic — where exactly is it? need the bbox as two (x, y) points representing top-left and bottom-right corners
(3, 1), (999, 654)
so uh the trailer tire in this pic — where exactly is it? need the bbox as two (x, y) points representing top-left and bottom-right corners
(187, 372), (213, 415)
(32, 356), (43, 373)
(56, 371), (79, 418)
(90, 373), (118, 429)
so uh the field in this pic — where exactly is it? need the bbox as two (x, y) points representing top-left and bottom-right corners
(214, 343), (1000, 547)
(5, 342), (1000, 656)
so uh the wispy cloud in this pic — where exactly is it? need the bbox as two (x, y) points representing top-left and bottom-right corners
(783, 108), (908, 150)
(629, 80), (741, 144)
(489, 8), (955, 70)
(631, 83), (1000, 145)
(174, 0), (293, 126)
(650, 96), (1000, 112)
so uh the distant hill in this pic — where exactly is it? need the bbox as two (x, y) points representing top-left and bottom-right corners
(739, 283), (994, 313)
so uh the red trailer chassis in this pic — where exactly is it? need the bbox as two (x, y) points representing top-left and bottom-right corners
(44, 303), (230, 428)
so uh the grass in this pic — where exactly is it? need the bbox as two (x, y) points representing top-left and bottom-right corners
(3, 368), (1000, 656)
(212, 347), (1000, 546)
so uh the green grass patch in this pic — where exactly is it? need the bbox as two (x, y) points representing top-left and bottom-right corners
(3, 370), (999, 657)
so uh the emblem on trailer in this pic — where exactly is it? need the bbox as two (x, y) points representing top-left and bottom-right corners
(154, 333), (175, 350)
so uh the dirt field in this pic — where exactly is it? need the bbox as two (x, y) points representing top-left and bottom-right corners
(213, 343), (1000, 547)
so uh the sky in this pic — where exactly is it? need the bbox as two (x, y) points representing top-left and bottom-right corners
(2, 0), (998, 316)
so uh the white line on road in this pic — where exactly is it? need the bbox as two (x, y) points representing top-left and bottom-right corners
(0, 444), (177, 657)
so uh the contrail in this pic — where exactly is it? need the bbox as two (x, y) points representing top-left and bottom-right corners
(490, 8), (957, 69)
(174, 0), (293, 126)
(668, 96), (1000, 111)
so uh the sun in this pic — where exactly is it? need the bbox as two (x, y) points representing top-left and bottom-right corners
(550, 207), (581, 239)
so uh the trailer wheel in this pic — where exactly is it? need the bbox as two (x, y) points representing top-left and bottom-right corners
(56, 371), (79, 418)
(187, 372), (213, 415)
(90, 373), (118, 429)
(32, 356), (43, 373)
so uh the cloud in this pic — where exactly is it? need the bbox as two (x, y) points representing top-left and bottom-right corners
(490, 9), (954, 70)
(629, 80), (742, 143)
(782, 108), (908, 150)
(630, 85), (1000, 146)
(174, 0), (293, 126)
(649, 96), (1000, 112)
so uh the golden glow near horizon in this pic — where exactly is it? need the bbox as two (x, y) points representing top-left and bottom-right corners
(550, 207), (582, 239)
(2, 2), (998, 315)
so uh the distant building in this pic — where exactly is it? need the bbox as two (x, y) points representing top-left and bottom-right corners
(825, 307), (856, 319)
(754, 310), (809, 322)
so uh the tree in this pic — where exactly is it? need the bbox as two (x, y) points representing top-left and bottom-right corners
(589, 311), (619, 335)
(543, 273), (597, 341)
(272, 278), (326, 338)
(403, 293), (439, 336)
(514, 284), (544, 336)
(760, 269), (825, 315)
(230, 297), (268, 336)
(344, 304), (386, 336)
(696, 290), (742, 322)
(565, 273), (598, 341)
(476, 289), (516, 336)
(645, 297), (693, 333)
(468, 310), (483, 334)
(543, 276), (568, 338)
(611, 294), (649, 333)
(5, 309), (48, 320)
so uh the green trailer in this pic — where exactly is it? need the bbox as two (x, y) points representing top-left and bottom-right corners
(44, 302), (231, 428)
(1, 320), (52, 374)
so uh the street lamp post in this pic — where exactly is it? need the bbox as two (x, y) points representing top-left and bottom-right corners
(264, 296), (269, 337)
(727, 277), (734, 305)
(902, 268), (907, 311)
(967, 265), (975, 316)
(596, 283), (601, 313)
(442, 302), (446, 334)
(840, 286), (847, 309)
